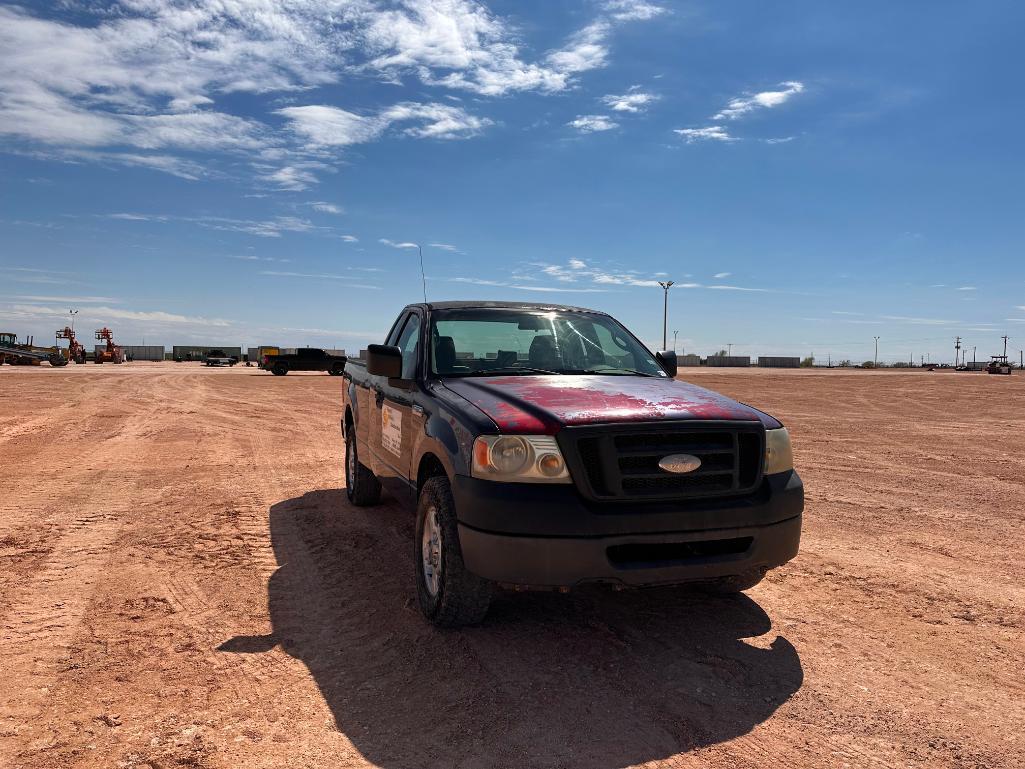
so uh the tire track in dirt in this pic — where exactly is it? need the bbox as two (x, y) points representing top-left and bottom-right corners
(0, 373), (178, 756)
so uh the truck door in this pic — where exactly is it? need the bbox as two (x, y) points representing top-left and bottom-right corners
(370, 311), (422, 504)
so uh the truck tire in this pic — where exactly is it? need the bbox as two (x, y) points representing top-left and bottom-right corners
(345, 430), (381, 506)
(415, 476), (493, 627)
(329, 362), (343, 376)
(700, 570), (765, 594)
(272, 362), (288, 376)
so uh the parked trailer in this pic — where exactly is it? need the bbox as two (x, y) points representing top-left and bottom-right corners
(172, 345), (242, 362)
(705, 355), (751, 367)
(678, 354), (702, 367)
(758, 356), (801, 368)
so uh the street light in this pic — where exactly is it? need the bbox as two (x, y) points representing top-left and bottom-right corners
(673, 329), (679, 354)
(657, 280), (674, 350)
(874, 336), (880, 367)
(69, 308), (78, 333)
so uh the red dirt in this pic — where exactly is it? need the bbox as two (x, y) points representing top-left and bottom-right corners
(0, 363), (1022, 768)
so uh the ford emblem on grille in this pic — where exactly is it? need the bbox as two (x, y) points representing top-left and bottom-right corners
(658, 453), (702, 474)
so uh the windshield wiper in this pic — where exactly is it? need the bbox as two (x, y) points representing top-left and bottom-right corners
(460, 366), (563, 376)
(579, 367), (660, 377)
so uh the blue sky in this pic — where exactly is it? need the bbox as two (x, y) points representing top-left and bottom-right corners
(1, 0), (1023, 363)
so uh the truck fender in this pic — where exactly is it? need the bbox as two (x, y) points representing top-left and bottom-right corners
(415, 414), (462, 480)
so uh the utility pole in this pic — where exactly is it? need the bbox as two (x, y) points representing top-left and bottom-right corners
(954, 336), (961, 368)
(972, 346), (976, 367)
(673, 329), (679, 353)
(657, 281), (674, 350)
(874, 336), (880, 367)
(727, 343), (733, 357)
(1002, 335), (1009, 358)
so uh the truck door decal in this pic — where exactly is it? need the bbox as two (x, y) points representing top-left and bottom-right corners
(382, 403), (403, 456)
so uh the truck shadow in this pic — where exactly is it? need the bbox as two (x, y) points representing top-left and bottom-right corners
(221, 489), (803, 768)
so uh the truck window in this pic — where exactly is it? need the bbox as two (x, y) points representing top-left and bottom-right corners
(429, 309), (663, 376)
(394, 314), (421, 379)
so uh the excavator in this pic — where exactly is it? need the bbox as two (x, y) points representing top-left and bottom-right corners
(54, 326), (87, 365)
(94, 327), (124, 364)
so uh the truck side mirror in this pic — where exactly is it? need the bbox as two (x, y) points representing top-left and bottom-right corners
(367, 344), (403, 378)
(656, 350), (678, 377)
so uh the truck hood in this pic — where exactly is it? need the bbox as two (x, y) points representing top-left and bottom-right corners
(443, 375), (780, 434)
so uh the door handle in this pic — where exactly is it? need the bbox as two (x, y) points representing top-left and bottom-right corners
(412, 404), (425, 417)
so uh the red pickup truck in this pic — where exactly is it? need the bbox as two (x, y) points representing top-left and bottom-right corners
(341, 301), (803, 626)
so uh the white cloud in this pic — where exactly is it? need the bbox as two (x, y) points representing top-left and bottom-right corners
(568, 115), (618, 133)
(713, 271), (731, 278)
(225, 255), (290, 263)
(601, 88), (659, 113)
(604, 0), (668, 21)
(712, 81), (805, 121)
(379, 238), (419, 249)
(277, 102), (490, 146)
(262, 165), (322, 191)
(429, 243), (459, 251)
(258, 271), (381, 290)
(103, 212), (319, 238)
(957, 286), (977, 291)
(0, 2), (663, 186)
(568, 259), (587, 269)
(1, 302), (230, 326)
(674, 126), (736, 143)
(309, 201), (344, 215)
(707, 284), (769, 292)
(881, 315), (961, 326)
(3, 294), (119, 304)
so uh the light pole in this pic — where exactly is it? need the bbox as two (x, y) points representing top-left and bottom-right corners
(673, 329), (679, 354)
(874, 336), (880, 367)
(657, 280), (674, 350)
(69, 308), (78, 333)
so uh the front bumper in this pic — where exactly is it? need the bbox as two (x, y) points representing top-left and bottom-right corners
(453, 470), (803, 588)
(459, 513), (801, 588)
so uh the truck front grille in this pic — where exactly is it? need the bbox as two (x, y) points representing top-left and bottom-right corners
(560, 422), (764, 503)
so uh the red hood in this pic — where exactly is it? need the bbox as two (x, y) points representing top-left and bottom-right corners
(444, 375), (779, 434)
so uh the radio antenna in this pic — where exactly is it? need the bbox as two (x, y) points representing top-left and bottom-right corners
(417, 243), (428, 303)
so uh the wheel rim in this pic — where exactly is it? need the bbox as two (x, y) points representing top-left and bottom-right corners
(421, 505), (442, 596)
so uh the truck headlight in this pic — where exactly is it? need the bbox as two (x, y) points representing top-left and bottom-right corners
(764, 427), (794, 475)
(471, 435), (572, 483)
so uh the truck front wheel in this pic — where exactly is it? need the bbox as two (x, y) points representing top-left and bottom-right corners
(272, 363), (288, 376)
(345, 430), (381, 506)
(415, 476), (493, 627)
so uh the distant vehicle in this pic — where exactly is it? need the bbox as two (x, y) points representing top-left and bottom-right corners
(262, 347), (346, 376)
(204, 349), (238, 367)
(987, 356), (1012, 375)
(341, 301), (803, 627)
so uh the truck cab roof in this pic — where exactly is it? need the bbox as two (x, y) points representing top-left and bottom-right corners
(405, 301), (609, 315)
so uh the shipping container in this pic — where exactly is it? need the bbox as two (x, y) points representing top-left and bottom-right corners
(705, 355), (751, 367)
(758, 356), (800, 368)
(119, 345), (165, 361)
(678, 354), (702, 367)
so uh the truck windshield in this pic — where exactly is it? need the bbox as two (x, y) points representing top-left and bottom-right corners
(430, 309), (666, 377)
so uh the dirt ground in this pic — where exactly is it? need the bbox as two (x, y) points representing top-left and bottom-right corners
(1, 362), (1022, 769)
